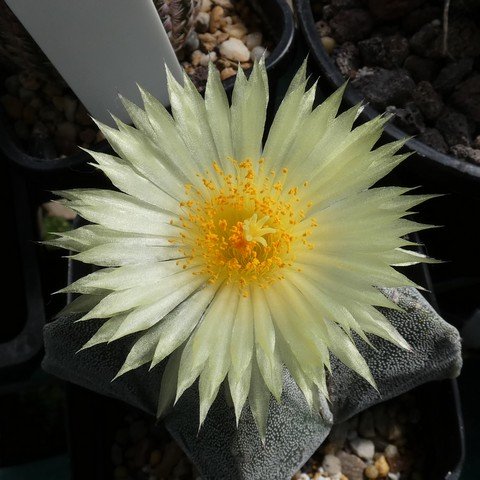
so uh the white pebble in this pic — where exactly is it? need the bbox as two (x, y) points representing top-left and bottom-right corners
(322, 454), (342, 475)
(195, 11), (210, 32)
(349, 437), (375, 460)
(200, 0), (212, 12)
(388, 473), (400, 480)
(384, 444), (399, 459)
(191, 50), (204, 67)
(250, 46), (269, 62)
(245, 32), (263, 50)
(200, 51), (217, 66)
(225, 23), (248, 39)
(213, 0), (233, 7)
(219, 38), (250, 62)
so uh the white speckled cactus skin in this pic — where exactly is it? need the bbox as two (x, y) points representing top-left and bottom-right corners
(43, 287), (461, 480)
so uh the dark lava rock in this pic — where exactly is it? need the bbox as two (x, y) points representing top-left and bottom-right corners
(451, 144), (480, 165)
(433, 58), (473, 93)
(451, 75), (480, 122)
(404, 55), (438, 82)
(360, 35), (410, 69)
(383, 34), (410, 68)
(402, 5), (442, 34)
(473, 135), (480, 149)
(330, 9), (374, 43)
(412, 81), (443, 121)
(188, 65), (209, 93)
(435, 108), (471, 147)
(334, 42), (361, 79)
(417, 128), (449, 154)
(444, 19), (480, 59)
(368, 0), (427, 20)
(323, 4), (336, 21)
(358, 36), (386, 66)
(352, 67), (415, 109)
(409, 21), (442, 58)
(387, 102), (425, 134)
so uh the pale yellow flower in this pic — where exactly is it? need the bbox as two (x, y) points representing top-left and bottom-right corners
(51, 60), (434, 437)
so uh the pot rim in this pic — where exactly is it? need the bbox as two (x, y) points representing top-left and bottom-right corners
(0, 0), (295, 175)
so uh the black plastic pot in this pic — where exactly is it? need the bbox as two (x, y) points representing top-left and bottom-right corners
(0, 164), (44, 383)
(0, 0), (295, 191)
(294, 0), (480, 195)
(64, 380), (464, 480)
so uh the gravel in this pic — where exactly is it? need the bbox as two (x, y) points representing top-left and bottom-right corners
(317, 0), (480, 166)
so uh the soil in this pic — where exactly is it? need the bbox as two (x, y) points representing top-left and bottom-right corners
(0, 0), (271, 160)
(312, 0), (480, 166)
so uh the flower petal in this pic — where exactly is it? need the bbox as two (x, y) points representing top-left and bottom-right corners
(248, 355), (271, 442)
(252, 286), (283, 401)
(278, 83), (346, 173)
(138, 86), (206, 190)
(263, 60), (315, 171)
(108, 275), (205, 340)
(231, 59), (268, 164)
(86, 149), (180, 213)
(198, 287), (239, 426)
(77, 269), (203, 321)
(166, 69), (220, 178)
(55, 293), (105, 318)
(175, 283), (232, 401)
(228, 287), (254, 422)
(48, 224), (173, 253)
(58, 189), (178, 236)
(157, 345), (184, 418)
(114, 287), (213, 380)
(150, 285), (218, 368)
(77, 314), (128, 351)
(70, 244), (182, 267)
(93, 119), (186, 199)
(205, 63), (234, 172)
(60, 261), (187, 294)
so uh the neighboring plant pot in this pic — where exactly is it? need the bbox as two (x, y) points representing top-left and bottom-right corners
(293, 0), (480, 195)
(0, 0), (295, 192)
(0, 164), (44, 383)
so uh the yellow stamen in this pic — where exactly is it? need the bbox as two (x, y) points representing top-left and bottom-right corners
(174, 159), (317, 293)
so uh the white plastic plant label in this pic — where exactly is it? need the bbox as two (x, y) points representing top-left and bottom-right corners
(6, 0), (183, 125)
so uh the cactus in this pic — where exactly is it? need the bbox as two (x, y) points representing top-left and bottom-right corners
(155, 0), (200, 52)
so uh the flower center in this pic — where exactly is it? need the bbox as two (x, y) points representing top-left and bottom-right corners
(174, 159), (316, 294)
